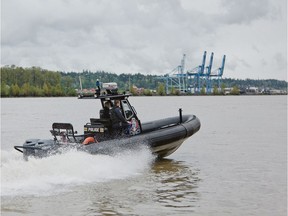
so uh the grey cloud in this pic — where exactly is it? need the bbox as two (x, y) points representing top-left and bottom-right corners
(218, 0), (273, 24)
(273, 52), (286, 70)
(1, 0), (286, 80)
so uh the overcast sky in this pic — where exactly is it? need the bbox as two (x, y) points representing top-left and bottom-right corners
(1, 0), (287, 80)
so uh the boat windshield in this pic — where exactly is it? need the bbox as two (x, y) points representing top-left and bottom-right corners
(121, 100), (133, 120)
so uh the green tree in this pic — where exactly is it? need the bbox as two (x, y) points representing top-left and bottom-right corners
(66, 88), (77, 96)
(220, 83), (226, 95)
(33, 86), (44, 96)
(52, 84), (63, 96)
(1, 82), (10, 97)
(43, 83), (50, 96)
(157, 83), (166, 96)
(129, 85), (137, 96)
(170, 86), (180, 95)
(10, 84), (21, 96)
(21, 83), (31, 96)
(143, 89), (152, 96)
(213, 86), (219, 95)
(200, 87), (206, 95)
(230, 86), (240, 95)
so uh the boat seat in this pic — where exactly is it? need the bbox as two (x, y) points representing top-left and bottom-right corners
(50, 123), (83, 143)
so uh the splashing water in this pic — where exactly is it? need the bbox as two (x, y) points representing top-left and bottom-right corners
(1, 146), (155, 197)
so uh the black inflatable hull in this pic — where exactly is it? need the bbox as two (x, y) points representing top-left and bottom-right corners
(16, 115), (200, 159)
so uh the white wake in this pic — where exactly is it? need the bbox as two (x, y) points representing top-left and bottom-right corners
(1, 146), (155, 197)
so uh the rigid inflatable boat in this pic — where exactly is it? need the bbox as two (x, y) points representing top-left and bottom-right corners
(14, 87), (201, 159)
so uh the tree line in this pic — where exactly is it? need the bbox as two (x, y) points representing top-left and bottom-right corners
(1, 66), (76, 97)
(1, 65), (287, 97)
(0, 66), (160, 97)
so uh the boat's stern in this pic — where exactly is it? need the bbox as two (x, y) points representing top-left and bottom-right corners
(14, 139), (56, 160)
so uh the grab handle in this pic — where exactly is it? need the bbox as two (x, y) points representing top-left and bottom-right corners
(14, 146), (42, 153)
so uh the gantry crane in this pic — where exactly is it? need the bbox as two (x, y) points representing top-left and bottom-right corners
(158, 52), (226, 95)
(208, 55), (226, 92)
(187, 51), (207, 93)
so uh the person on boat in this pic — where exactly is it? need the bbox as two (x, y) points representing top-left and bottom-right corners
(102, 101), (111, 119)
(95, 79), (101, 97)
(111, 100), (130, 135)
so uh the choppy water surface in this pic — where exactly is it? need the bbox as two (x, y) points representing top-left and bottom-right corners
(1, 96), (287, 216)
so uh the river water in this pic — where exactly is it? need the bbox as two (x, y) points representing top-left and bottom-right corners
(1, 96), (287, 216)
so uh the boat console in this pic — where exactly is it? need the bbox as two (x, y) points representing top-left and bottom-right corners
(84, 118), (111, 141)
